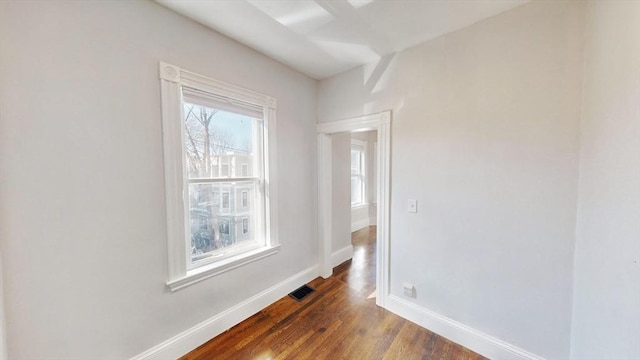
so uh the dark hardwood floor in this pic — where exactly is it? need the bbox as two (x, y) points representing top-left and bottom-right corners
(181, 226), (488, 359)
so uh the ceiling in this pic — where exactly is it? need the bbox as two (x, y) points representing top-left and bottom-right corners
(156, 0), (529, 80)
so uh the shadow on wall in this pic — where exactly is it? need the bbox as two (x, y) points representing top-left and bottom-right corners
(364, 54), (395, 94)
(361, 53), (408, 121)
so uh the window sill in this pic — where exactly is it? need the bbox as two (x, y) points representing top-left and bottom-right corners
(351, 203), (369, 210)
(167, 245), (281, 292)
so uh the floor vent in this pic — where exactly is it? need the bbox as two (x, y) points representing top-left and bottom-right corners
(289, 284), (315, 302)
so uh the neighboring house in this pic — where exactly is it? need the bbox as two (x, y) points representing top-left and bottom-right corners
(190, 153), (255, 260)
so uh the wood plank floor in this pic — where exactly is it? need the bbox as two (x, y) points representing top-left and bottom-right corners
(181, 226), (488, 360)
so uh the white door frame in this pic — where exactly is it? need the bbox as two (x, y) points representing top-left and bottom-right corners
(317, 110), (391, 308)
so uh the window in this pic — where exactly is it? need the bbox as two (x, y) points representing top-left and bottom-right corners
(351, 139), (366, 207)
(219, 218), (230, 235)
(222, 191), (230, 211)
(242, 217), (249, 234)
(159, 62), (279, 291)
(242, 190), (249, 208)
(221, 163), (230, 177)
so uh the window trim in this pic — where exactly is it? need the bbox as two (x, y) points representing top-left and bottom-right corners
(159, 62), (279, 292)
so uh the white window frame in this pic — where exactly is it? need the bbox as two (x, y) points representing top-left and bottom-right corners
(159, 62), (279, 292)
(351, 139), (367, 208)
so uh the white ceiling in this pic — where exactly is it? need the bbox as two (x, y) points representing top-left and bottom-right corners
(156, 0), (529, 80)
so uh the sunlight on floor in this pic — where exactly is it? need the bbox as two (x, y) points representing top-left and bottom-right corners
(254, 351), (274, 360)
(367, 289), (376, 299)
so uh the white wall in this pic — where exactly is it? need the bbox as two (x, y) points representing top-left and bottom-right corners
(318, 1), (585, 358)
(331, 132), (352, 263)
(571, 1), (640, 358)
(0, 1), (317, 358)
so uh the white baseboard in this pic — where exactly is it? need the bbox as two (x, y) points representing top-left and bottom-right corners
(331, 245), (354, 267)
(0, 253), (6, 360)
(351, 217), (370, 232)
(385, 295), (545, 360)
(130, 265), (319, 360)
(369, 216), (376, 226)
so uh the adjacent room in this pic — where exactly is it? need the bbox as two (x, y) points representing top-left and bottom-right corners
(1, 0), (638, 359)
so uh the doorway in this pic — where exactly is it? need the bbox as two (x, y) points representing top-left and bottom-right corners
(316, 111), (391, 308)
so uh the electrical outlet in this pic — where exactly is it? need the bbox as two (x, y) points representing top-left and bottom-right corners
(402, 282), (416, 298)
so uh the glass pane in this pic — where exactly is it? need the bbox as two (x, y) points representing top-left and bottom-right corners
(188, 181), (261, 263)
(183, 102), (261, 179)
(351, 176), (362, 205)
(351, 149), (361, 176)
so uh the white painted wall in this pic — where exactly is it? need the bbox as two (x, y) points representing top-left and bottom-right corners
(331, 132), (353, 263)
(571, 1), (640, 358)
(350, 205), (370, 232)
(318, 1), (585, 358)
(0, 1), (317, 358)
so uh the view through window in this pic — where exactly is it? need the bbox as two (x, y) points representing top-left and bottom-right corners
(183, 99), (265, 267)
(351, 144), (365, 206)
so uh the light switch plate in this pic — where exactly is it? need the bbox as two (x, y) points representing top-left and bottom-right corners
(408, 199), (417, 213)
